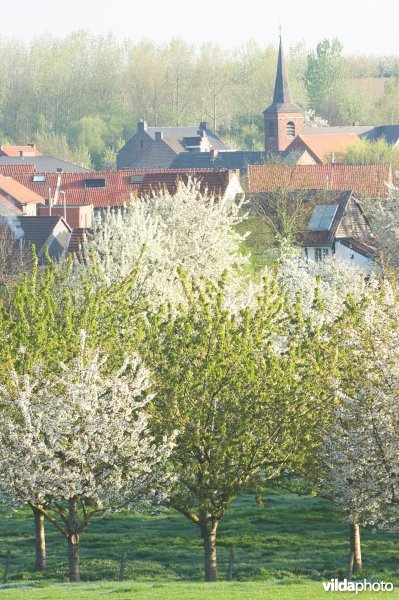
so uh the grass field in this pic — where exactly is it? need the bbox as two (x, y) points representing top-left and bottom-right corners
(1, 580), (398, 600)
(0, 489), (398, 597)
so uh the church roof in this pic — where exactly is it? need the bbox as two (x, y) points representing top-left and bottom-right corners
(264, 37), (303, 114)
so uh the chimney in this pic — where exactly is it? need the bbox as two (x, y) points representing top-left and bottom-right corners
(210, 149), (218, 159)
(197, 130), (205, 138)
(199, 121), (207, 130)
(28, 143), (36, 149)
(138, 119), (147, 133)
(19, 151), (24, 157)
(56, 168), (63, 173)
(155, 131), (163, 141)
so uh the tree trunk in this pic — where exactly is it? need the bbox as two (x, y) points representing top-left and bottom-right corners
(350, 521), (362, 574)
(32, 506), (47, 571)
(67, 498), (80, 582)
(200, 512), (218, 582)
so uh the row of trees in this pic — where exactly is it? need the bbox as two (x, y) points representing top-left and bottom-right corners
(1, 32), (399, 167)
(0, 181), (399, 582)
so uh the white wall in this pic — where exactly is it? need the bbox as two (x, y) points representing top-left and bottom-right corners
(335, 240), (374, 276)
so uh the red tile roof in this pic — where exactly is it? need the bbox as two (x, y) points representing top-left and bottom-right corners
(7, 169), (238, 208)
(286, 134), (360, 164)
(0, 164), (36, 175)
(248, 164), (391, 198)
(0, 145), (42, 157)
(0, 174), (45, 205)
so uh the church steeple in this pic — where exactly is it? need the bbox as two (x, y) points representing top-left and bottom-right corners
(272, 36), (293, 107)
(263, 36), (304, 151)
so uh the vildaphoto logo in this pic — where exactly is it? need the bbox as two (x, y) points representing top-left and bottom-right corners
(323, 579), (394, 593)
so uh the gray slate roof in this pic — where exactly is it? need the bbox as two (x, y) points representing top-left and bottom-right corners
(171, 150), (302, 172)
(0, 156), (92, 173)
(5, 215), (72, 262)
(361, 125), (399, 144)
(145, 126), (228, 151)
(303, 126), (374, 136)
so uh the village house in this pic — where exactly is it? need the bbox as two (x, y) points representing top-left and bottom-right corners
(117, 121), (229, 170)
(0, 143), (42, 157)
(5, 168), (243, 209)
(1, 215), (72, 264)
(0, 173), (45, 216)
(296, 190), (375, 275)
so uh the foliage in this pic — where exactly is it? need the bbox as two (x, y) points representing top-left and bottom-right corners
(362, 170), (399, 267)
(77, 180), (249, 309)
(140, 271), (335, 579)
(0, 255), (142, 380)
(0, 334), (174, 581)
(0, 336), (172, 510)
(0, 220), (33, 295)
(33, 131), (92, 169)
(0, 32), (397, 158)
(337, 138), (399, 172)
(320, 278), (399, 527)
(304, 38), (346, 120)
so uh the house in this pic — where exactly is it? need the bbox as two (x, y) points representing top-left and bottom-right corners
(0, 144), (42, 157)
(117, 121), (229, 170)
(285, 133), (360, 164)
(0, 156), (92, 173)
(0, 174), (45, 216)
(7, 168), (243, 209)
(264, 37), (399, 153)
(247, 163), (392, 200)
(1, 215), (72, 263)
(296, 190), (375, 275)
(252, 188), (376, 275)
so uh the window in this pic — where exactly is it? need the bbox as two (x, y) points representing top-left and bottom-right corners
(268, 121), (275, 139)
(307, 204), (338, 231)
(85, 178), (106, 188)
(286, 121), (295, 139)
(315, 247), (329, 261)
(130, 174), (144, 183)
(32, 174), (46, 183)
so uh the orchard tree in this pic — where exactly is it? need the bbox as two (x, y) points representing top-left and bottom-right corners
(320, 277), (399, 576)
(77, 180), (249, 308)
(0, 254), (145, 568)
(141, 272), (335, 581)
(0, 335), (174, 582)
(362, 171), (399, 267)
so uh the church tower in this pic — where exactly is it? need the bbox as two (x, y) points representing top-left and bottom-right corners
(263, 37), (304, 151)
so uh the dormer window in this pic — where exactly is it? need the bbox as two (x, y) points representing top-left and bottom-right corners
(286, 121), (295, 139)
(85, 178), (106, 188)
(268, 122), (275, 140)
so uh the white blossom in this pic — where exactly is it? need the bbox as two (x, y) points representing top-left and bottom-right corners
(0, 333), (175, 511)
(75, 179), (249, 309)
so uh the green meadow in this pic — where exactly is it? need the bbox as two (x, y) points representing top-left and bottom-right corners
(0, 490), (398, 598)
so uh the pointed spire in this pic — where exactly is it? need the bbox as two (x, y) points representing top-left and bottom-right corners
(264, 36), (303, 114)
(273, 36), (292, 105)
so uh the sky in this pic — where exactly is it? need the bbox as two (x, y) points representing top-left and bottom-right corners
(1, 0), (398, 56)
